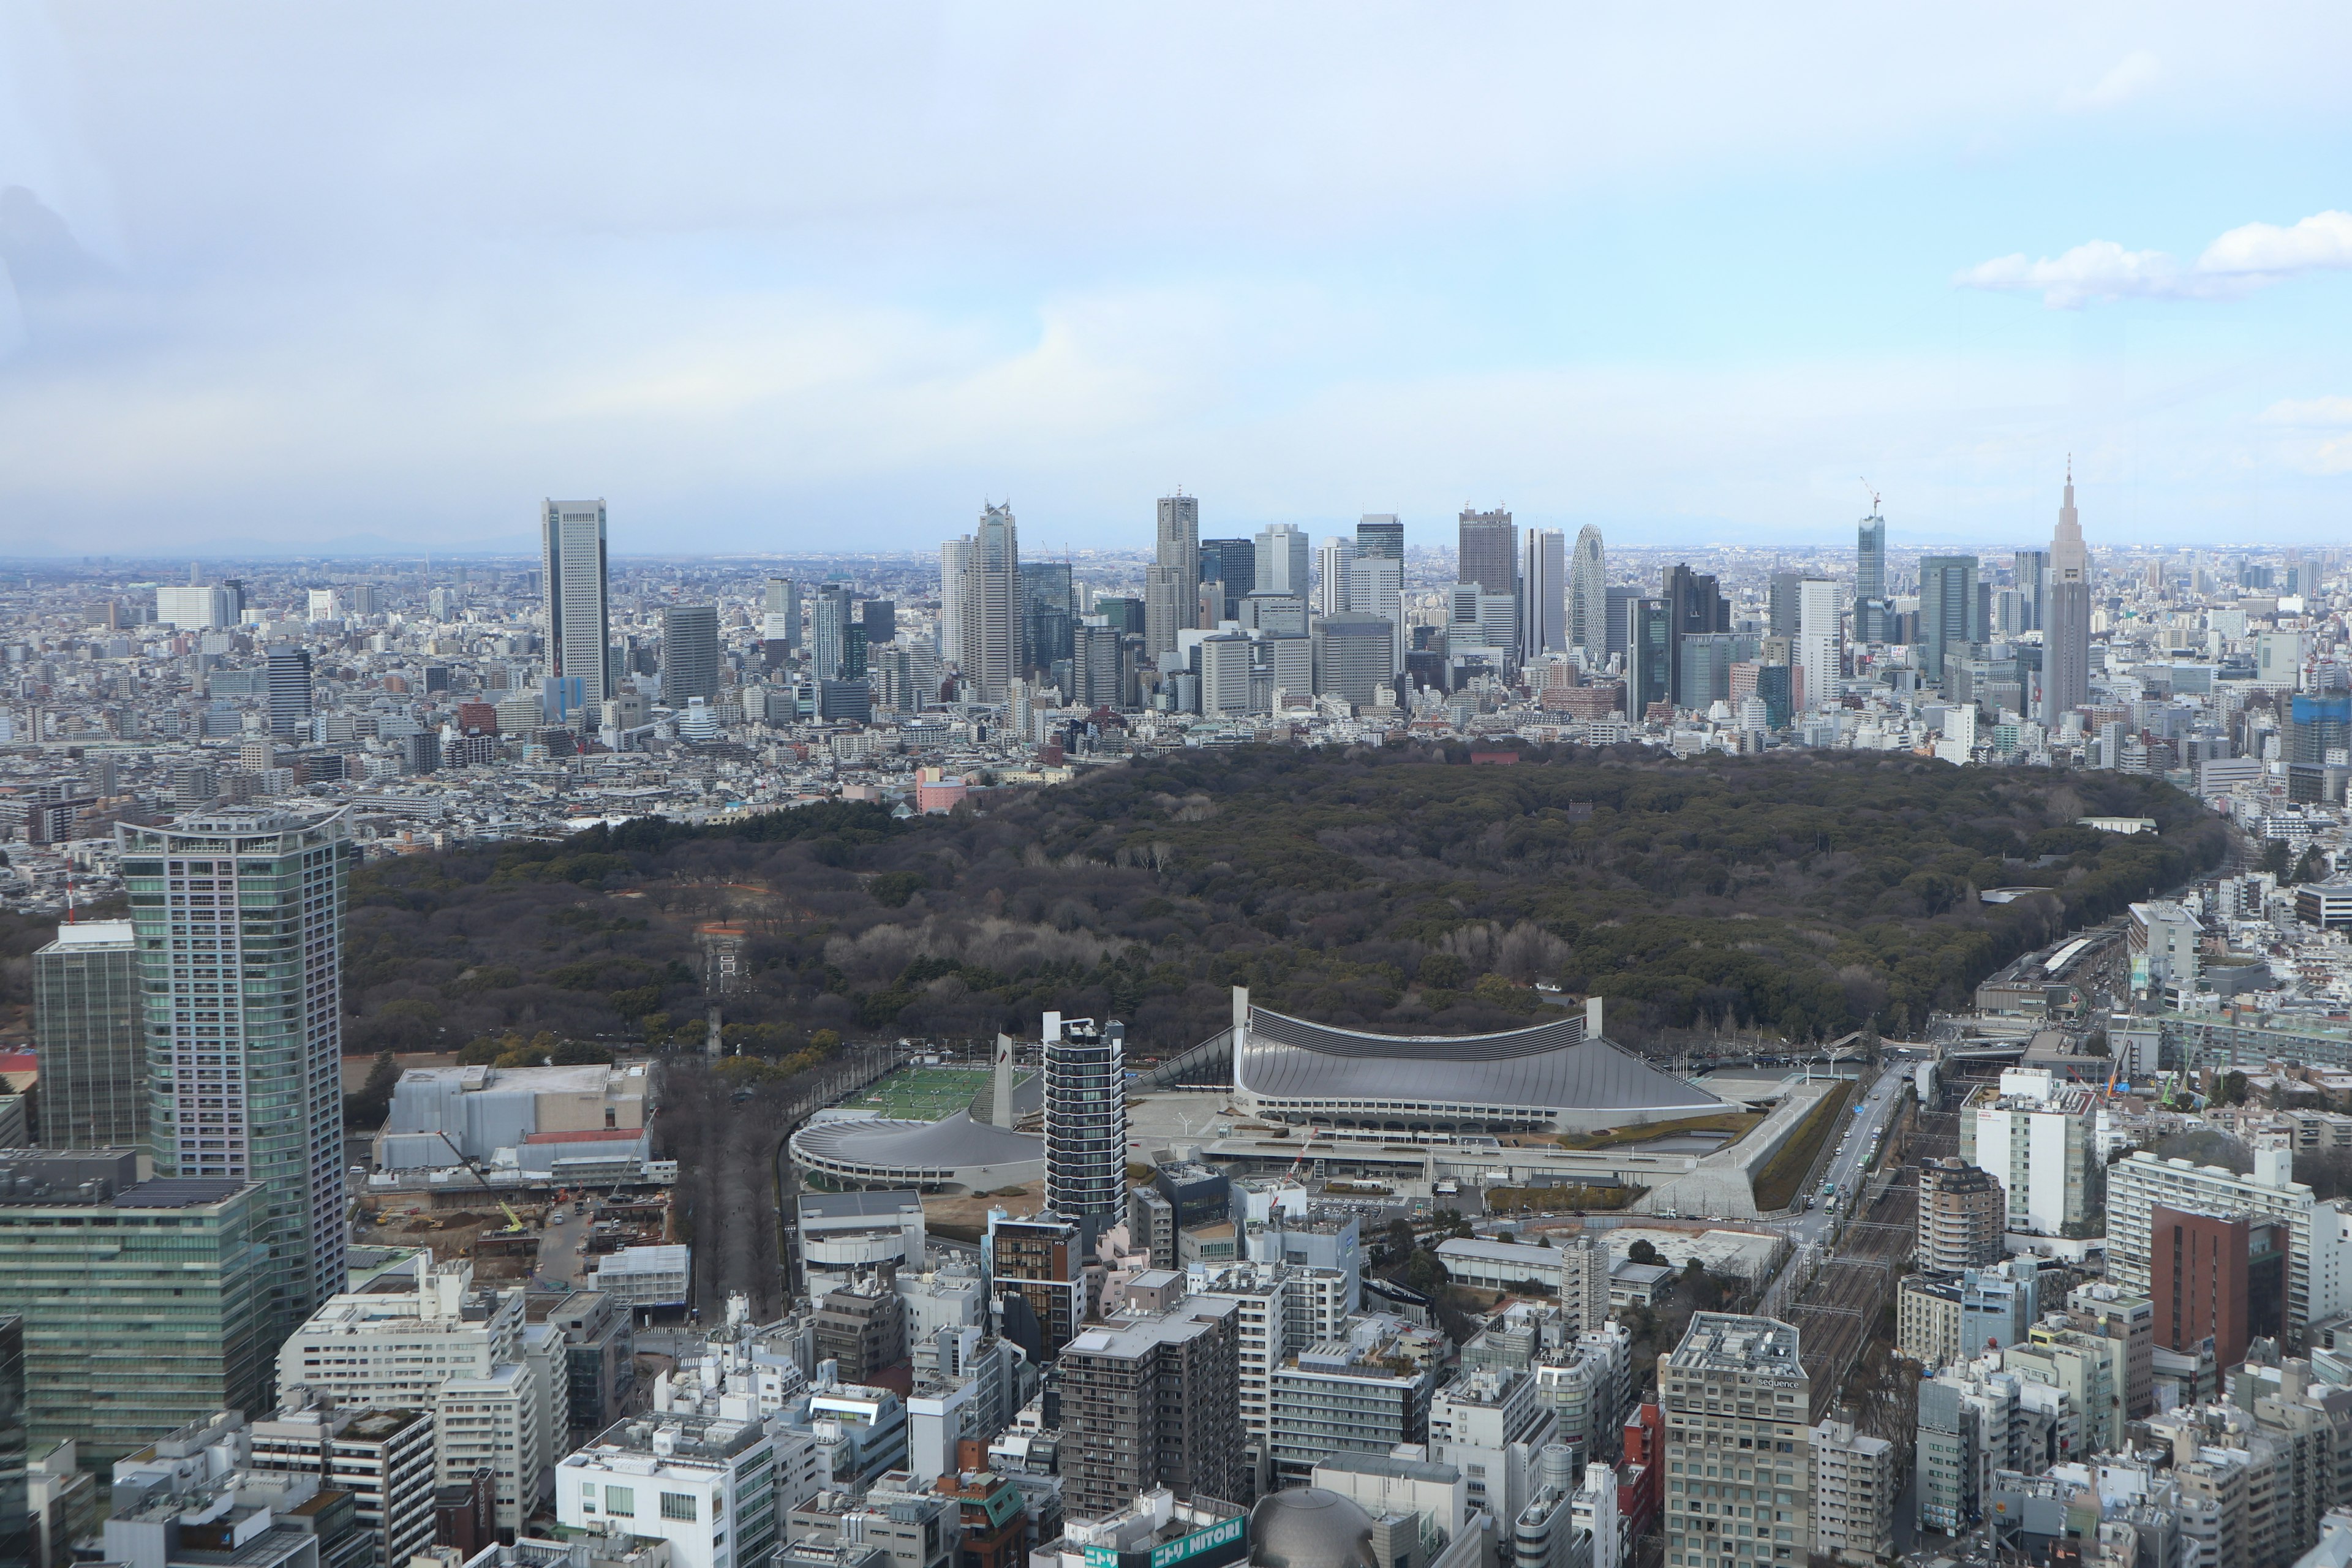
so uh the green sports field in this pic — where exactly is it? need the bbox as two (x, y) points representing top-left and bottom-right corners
(845, 1066), (989, 1121)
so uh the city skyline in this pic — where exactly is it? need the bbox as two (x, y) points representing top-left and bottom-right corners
(4, 9), (2352, 552)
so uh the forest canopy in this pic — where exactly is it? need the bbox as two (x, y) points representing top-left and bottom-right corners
(338, 745), (2226, 1057)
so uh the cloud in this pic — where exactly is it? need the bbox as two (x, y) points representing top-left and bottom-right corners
(2263, 395), (2352, 475)
(1959, 210), (2352, 308)
(2060, 50), (2162, 110)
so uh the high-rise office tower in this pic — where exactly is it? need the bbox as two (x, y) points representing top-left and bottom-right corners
(2012, 550), (2048, 633)
(1072, 622), (1125, 710)
(1659, 1315), (1812, 1568)
(119, 807), (352, 1341)
(939, 538), (973, 675)
(1605, 585), (1641, 668)
(1356, 513), (1404, 561)
(1569, 526), (1606, 655)
(963, 504), (1020, 703)
(2043, 468), (2091, 729)
(861, 598), (895, 647)
(1314, 612), (1400, 706)
(1855, 513), (1888, 644)
(32, 920), (143, 1149)
(1917, 556), (1983, 692)
(1156, 492), (1199, 573)
(1626, 597), (1671, 715)
(1020, 561), (1074, 674)
(1523, 528), (1566, 658)
(1144, 492), (1200, 664)
(1042, 1013), (1128, 1243)
(1458, 507), (1516, 596)
(762, 577), (800, 654)
(0, 1149), (271, 1466)
(1255, 524), (1310, 601)
(1199, 538), (1256, 624)
(812, 585), (854, 683)
(1768, 572), (1802, 639)
(1663, 564), (1729, 713)
(1314, 537), (1354, 617)
(1348, 556), (1406, 674)
(661, 605), (720, 705)
(1797, 578), (1842, 714)
(541, 499), (611, 710)
(266, 646), (312, 739)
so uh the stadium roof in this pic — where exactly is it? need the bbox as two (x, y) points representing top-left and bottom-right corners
(1236, 1005), (1725, 1115)
(790, 1109), (1042, 1174)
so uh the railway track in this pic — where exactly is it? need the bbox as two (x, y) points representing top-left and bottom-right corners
(1781, 1169), (1916, 1420)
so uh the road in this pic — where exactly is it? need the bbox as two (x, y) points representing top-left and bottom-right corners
(535, 1205), (587, 1287)
(1782, 1059), (1913, 1248)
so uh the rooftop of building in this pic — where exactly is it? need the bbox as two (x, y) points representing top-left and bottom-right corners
(592, 1245), (688, 1274)
(791, 1110), (1043, 1172)
(1235, 1003), (1730, 1116)
(43, 918), (135, 948)
(796, 1189), (926, 1221)
(1309, 1450), (1461, 1485)
(1060, 1296), (1238, 1360)
(568, 1414), (768, 1466)
(0, 1149), (249, 1210)
(397, 1061), (645, 1095)
(1666, 1313), (1804, 1375)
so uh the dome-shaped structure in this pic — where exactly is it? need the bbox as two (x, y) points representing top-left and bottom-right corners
(1249, 1490), (1377, 1568)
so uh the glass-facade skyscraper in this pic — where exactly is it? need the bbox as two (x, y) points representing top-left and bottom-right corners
(32, 920), (144, 1150)
(119, 807), (352, 1341)
(541, 498), (611, 710)
(1855, 513), (1888, 643)
(660, 605), (720, 705)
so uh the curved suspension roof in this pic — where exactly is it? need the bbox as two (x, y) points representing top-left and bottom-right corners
(1237, 1006), (1725, 1115)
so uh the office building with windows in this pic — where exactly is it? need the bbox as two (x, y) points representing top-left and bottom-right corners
(248, 1395), (437, 1568)
(1569, 526), (1606, 657)
(1357, 514), (1404, 561)
(1524, 528), (1566, 658)
(762, 576), (801, 657)
(1042, 1014), (1126, 1239)
(956, 505), (1020, 703)
(1854, 514), (1888, 644)
(119, 807), (353, 1340)
(662, 605), (720, 706)
(556, 1414), (780, 1568)
(0, 1149), (271, 1466)
(2043, 468), (2091, 728)
(32, 919), (143, 1149)
(1917, 556), (1982, 692)
(1458, 508), (1516, 598)
(1058, 1284), (1244, 1521)
(280, 1257), (559, 1535)
(1659, 1314), (1811, 1568)
(541, 499), (612, 710)
(266, 647), (313, 739)
(1795, 579), (1841, 714)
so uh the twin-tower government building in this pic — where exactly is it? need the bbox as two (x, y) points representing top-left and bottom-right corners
(788, 988), (1729, 1196)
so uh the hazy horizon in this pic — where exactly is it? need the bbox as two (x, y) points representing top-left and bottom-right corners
(5, 4), (2351, 553)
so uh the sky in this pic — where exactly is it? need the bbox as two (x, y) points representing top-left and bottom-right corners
(2, 4), (2351, 557)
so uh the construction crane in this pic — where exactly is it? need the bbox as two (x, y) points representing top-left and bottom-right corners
(1859, 478), (1880, 514)
(498, 1199), (527, 1232)
(1286, 1124), (1319, 1183)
